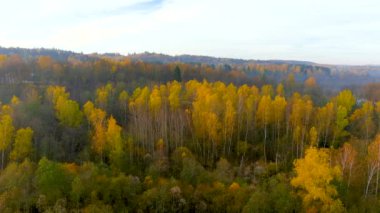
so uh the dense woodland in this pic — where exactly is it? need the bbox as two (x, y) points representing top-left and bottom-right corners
(1, 49), (380, 212)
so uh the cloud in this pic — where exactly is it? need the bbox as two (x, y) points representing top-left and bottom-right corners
(114, 0), (165, 13)
(1, 0), (380, 64)
(93, 0), (166, 17)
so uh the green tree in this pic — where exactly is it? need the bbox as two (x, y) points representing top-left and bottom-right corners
(174, 65), (182, 82)
(333, 106), (349, 147)
(0, 159), (35, 212)
(35, 157), (72, 204)
(55, 96), (83, 128)
(243, 174), (300, 213)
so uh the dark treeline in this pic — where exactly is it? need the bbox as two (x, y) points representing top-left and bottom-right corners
(1, 51), (380, 212)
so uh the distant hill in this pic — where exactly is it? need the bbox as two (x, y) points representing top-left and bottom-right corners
(126, 52), (316, 66)
(0, 47), (315, 66)
(0, 47), (86, 61)
(1, 46), (380, 89)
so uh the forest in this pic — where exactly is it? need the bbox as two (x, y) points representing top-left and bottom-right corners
(1, 49), (380, 212)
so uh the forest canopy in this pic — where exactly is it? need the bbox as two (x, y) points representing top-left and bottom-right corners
(0, 48), (380, 212)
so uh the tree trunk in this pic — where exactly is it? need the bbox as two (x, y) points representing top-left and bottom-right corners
(366, 165), (376, 198)
(1, 150), (3, 170)
(264, 124), (267, 163)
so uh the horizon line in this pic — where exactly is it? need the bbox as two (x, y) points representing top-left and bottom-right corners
(1, 45), (379, 67)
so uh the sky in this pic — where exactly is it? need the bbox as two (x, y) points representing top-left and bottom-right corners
(0, 0), (379, 65)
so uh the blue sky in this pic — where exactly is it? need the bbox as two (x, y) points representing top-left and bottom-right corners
(1, 0), (379, 65)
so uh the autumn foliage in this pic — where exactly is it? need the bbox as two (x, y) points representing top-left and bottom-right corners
(0, 53), (379, 212)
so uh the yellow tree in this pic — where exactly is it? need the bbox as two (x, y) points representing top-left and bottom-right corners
(375, 101), (380, 132)
(223, 99), (236, 156)
(106, 116), (124, 168)
(48, 89), (82, 161)
(95, 83), (114, 109)
(303, 98), (313, 154)
(93, 122), (106, 162)
(286, 72), (296, 94)
(273, 96), (287, 141)
(192, 81), (221, 164)
(245, 86), (260, 141)
(256, 95), (272, 162)
(350, 101), (375, 144)
(149, 86), (162, 115)
(37, 56), (54, 71)
(84, 101), (106, 127)
(1, 105), (13, 117)
(335, 89), (356, 113)
(168, 81), (181, 110)
(290, 93), (302, 141)
(236, 85), (255, 144)
(204, 111), (221, 163)
(55, 96), (83, 128)
(129, 86), (151, 153)
(290, 94), (313, 157)
(168, 81), (184, 148)
(261, 84), (273, 97)
(0, 54), (7, 67)
(309, 126), (318, 147)
(106, 116), (122, 150)
(272, 95), (287, 163)
(276, 83), (284, 97)
(46, 85), (69, 105)
(222, 84), (237, 157)
(316, 102), (335, 147)
(149, 85), (164, 146)
(304, 76), (317, 88)
(10, 127), (33, 162)
(156, 85), (170, 152)
(291, 147), (344, 212)
(0, 114), (14, 169)
(84, 101), (95, 123)
(83, 101), (107, 162)
(184, 80), (201, 101)
(10, 96), (20, 106)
